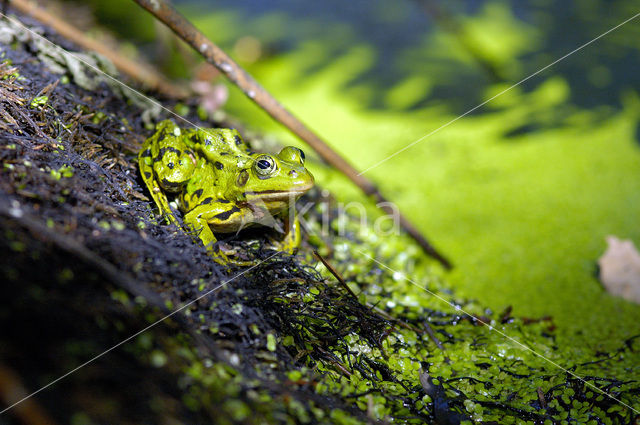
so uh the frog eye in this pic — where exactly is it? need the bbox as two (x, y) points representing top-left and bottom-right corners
(254, 154), (277, 176)
(279, 146), (305, 165)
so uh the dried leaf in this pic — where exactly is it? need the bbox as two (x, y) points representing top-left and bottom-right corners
(598, 236), (640, 304)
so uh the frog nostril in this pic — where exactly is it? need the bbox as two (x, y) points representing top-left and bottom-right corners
(288, 170), (298, 177)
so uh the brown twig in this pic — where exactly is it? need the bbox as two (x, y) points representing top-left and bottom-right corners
(536, 387), (547, 409)
(422, 320), (446, 351)
(313, 250), (360, 300)
(131, 0), (452, 269)
(316, 347), (352, 377)
(0, 364), (58, 425)
(313, 251), (436, 345)
(8, 0), (189, 99)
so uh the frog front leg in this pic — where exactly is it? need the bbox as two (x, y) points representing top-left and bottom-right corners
(183, 201), (245, 260)
(139, 149), (178, 225)
(279, 207), (301, 254)
(140, 125), (197, 225)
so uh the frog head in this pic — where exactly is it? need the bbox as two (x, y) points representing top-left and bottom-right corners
(235, 146), (314, 213)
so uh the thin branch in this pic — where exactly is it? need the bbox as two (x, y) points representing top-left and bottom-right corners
(131, 0), (452, 269)
(0, 364), (58, 425)
(9, 0), (189, 99)
(313, 251), (437, 343)
(313, 250), (359, 300)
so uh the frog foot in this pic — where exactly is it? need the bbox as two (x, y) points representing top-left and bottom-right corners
(266, 234), (298, 255)
(266, 211), (301, 254)
(208, 243), (255, 267)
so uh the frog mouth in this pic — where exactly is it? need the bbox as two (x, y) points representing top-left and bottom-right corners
(243, 186), (312, 202)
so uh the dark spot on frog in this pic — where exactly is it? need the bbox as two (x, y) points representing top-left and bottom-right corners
(214, 206), (241, 221)
(202, 198), (230, 205)
(153, 146), (181, 162)
(289, 170), (298, 177)
(192, 188), (204, 199)
(234, 135), (242, 146)
(161, 178), (183, 190)
(236, 169), (249, 187)
(167, 162), (174, 169)
(141, 149), (152, 158)
(144, 172), (151, 179)
(214, 161), (224, 170)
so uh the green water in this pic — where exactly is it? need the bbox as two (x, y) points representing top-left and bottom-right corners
(177, 2), (640, 349)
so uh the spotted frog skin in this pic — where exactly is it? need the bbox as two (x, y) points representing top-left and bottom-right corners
(138, 120), (314, 258)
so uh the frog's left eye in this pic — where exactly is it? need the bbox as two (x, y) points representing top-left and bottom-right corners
(254, 154), (277, 176)
(279, 146), (305, 165)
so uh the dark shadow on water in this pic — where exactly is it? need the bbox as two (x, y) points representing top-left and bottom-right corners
(175, 0), (639, 118)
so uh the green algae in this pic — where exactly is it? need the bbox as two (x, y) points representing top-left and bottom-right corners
(49, 164), (74, 180)
(29, 95), (49, 109)
(296, 207), (640, 423)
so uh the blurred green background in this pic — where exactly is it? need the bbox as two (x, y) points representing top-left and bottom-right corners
(82, 0), (640, 350)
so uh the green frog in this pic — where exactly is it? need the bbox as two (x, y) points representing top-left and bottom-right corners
(138, 120), (314, 260)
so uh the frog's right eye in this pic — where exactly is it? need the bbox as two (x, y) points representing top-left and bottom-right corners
(279, 146), (305, 165)
(254, 154), (277, 177)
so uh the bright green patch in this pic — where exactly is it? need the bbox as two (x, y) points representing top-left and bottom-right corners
(29, 95), (49, 108)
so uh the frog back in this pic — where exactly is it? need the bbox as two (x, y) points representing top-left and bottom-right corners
(183, 128), (251, 163)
